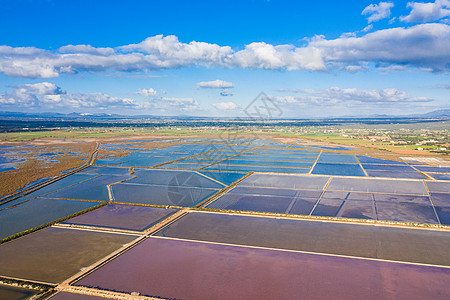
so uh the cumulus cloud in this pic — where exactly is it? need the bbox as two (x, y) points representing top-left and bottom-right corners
(401, 0), (450, 23)
(1, 25), (450, 78)
(212, 101), (239, 110)
(119, 35), (233, 67)
(232, 42), (326, 71)
(0, 82), (138, 109)
(362, 2), (394, 23)
(276, 87), (433, 104)
(309, 23), (450, 72)
(197, 79), (234, 88)
(137, 88), (158, 97)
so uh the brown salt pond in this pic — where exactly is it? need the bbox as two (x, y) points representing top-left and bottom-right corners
(0, 227), (137, 283)
(0, 284), (38, 300)
(50, 292), (112, 299)
(75, 237), (450, 300)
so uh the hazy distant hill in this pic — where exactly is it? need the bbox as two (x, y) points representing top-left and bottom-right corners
(0, 109), (448, 121)
(409, 109), (450, 119)
(337, 109), (450, 120)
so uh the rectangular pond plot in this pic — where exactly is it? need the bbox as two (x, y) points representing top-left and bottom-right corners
(0, 284), (38, 300)
(327, 177), (428, 195)
(46, 174), (132, 201)
(362, 164), (417, 171)
(197, 171), (248, 186)
(356, 155), (406, 165)
(414, 165), (450, 173)
(318, 154), (358, 163)
(0, 197), (101, 241)
(94, 158), (124, 166)
(207, 150), (241, 156)
(74, 237), (450, 300)
(239, 173), (330, 190)
(311, 163), (366, 176)
(309, 145), (354, 151)
(337, 200), (376, 220)
(79, 166), (131, 176)
(232, 154), (317, 162)
(286, 197), (318, 215)
(156, 162), (211, 170)
(229, 186), (322, 198)
(112, 183), (219, 207)
(246, 152), (319, 158)
(435, 207), (450, 226)
(220, 159), (313, 168)
(63, 204), (177, 231)
(322, 191), (374, 201)
(177, 157), (222, 164)
(429, 193), (450, 207)
(203, 164), (310, 174)
(312, 199), (376, 220)
(109, 155), (174, 168)
(127, 169), (224, 189)
(373, 194), (431, 205)
(155, 212), (450, 266)
(27, 173), (99, 197)
(366, 170), (427, 179)
(206, 194), (293, 214)
(425, 181), (450, 194)
(428, 173), (450, 181)
(0, 227), (137, 284)
(375, 202), (439, 224)
(311, 199), (344, 217)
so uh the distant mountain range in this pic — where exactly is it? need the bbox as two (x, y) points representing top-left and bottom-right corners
(339, 109), (450, 119)
(0, 109), (448, 121)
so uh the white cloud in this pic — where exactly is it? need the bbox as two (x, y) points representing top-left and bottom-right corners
(197, 79), (234, 88)
(401, 0), (450, 23)
(212, 101), (239, 110)
(362, 2), (394, 23)
(119, 35), (233, 67)
(231, 42), (326, 71)
(137, 88), (158, 97)
(277, 87), (433, 104)
(58, 45), (115, 56)
(1, 25), (450, 78)
(160, 97), (199, 110)
(345, 65), (368, 72)
(362, 24), (374, 32)
(0, 82), (138, 109)
(309, 23), (450, 72)
(62, 93), (137, 109)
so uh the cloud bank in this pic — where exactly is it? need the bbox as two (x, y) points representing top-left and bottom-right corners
(276, 87), (433, 105)
(1, 23), (450, 78)
(0, 82), (138, 109)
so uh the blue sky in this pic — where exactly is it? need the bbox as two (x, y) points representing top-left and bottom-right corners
(0, 0), (449, 117)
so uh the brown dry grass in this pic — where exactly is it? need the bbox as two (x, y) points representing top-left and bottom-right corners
(0, 142), (94, 198)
